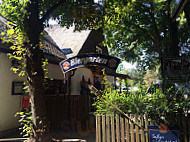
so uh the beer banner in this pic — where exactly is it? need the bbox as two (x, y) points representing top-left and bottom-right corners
(60, 54), (120, 73)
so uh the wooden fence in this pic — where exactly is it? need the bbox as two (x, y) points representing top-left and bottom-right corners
(96, 114), (190, 142)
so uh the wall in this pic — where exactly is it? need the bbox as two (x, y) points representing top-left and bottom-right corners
(46, 63), (65, 80)
(0, 54), (66, 132)
(70, 68), (93, 95)
(0, 53), (25, 132)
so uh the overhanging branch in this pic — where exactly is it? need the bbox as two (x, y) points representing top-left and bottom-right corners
(40, 0), (66, 24)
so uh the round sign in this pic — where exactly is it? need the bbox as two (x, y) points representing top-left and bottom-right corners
(108, 59), (117, 68)
(63, 61), (70, 70)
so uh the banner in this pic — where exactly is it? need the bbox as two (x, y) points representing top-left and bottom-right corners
(60, 54), (120, 73)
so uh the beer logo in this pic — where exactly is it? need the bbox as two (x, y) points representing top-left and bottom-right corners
(108, 59), (117, 68)
(63, 61), (70, 70)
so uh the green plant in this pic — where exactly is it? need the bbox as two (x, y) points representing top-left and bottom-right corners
(93, 73), (190, 127)
(15, 111), (33, 137)
(15, 111), (49, 137)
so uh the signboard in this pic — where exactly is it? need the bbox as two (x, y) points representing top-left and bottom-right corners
(12, 82), (25, 95)
(21, 96), (30, 109)
(60, 54), (121, 73)
(163, 57), (190, 81)
(148, 125), (179, 142)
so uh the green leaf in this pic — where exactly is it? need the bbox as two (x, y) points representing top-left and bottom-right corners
(7, 29), (14, 35)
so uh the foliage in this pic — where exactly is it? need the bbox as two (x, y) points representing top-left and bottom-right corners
(98, 0), (190, 70)
(93, 76), (190, 126)
(15, 110), (49, 137)
(15, 111), (33, 137)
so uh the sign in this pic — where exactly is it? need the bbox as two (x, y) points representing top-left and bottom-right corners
(148, 125), (179, 142)
(12, 82), (25, 95)
(21, 96), (30, 109)
(60, 54), (121, 73)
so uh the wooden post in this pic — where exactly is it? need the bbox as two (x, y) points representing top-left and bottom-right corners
(111, 115), (115, 142)
(182, 115), (188, 142)
(140, 114), (145, 142)
(125, 118), (130, 142)
(106, 115), (111, 142)
(130, 114), (135, 142)
(102, 115), (106, 142)
(144, 114), (149, 142)
(120, 116), (125, 142)
(116, 114), (120, 142)
(96, 115), (101, 142)
(135, 114), (140, 142)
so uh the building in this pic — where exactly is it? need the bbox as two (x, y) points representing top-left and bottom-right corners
(45, 26), (131, 130)
(0, 17), (131, 135)
(0, 15), (66, 137)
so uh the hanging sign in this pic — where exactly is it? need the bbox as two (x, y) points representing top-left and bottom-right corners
(148, 125), (179, 142)
(60, 54), (120, 73)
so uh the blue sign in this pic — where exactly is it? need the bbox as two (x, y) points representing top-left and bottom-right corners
(148, 126), (179, 142)
(59, 54), (121, 73)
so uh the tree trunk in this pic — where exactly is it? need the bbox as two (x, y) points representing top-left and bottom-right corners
(23, 1), (51, 141)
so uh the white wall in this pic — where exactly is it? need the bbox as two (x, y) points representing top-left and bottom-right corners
(0, 53), (65, 132)
(46, 63), (65, 80)
(70, 68), (93, 95)
(0, 53), (24, 132)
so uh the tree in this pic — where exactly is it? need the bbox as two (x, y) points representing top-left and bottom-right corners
(0, 0), (101, 141)
(99, 0), (189, 78)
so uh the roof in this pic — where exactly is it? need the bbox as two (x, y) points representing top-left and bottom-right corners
(45, 25), (91, 58)
(0, 15), (66, 60)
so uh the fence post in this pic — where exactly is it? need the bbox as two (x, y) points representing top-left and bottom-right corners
(135, 114), (140, 142)
(144, 114), (148, 142)
(130, 114), (135, 142)
(111, 115), (115, 142)
(102, 115), (106, 142)
(116, 114), (120, 142)
(182, 115), (188, 142)
(120, 116), (125, 142)
(106, 115), (111, 142)
(96, 115), (101, 142)
(140, 114), (145, 142)
(125, 117), (130, 142)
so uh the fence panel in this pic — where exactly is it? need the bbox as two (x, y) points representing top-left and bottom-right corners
(96, 114), (190, 142)
(96, 114), (149, 142)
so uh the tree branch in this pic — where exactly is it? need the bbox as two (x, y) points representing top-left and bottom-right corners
(40, 0), (66, 24)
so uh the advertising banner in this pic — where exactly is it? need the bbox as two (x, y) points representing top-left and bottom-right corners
(60, 54), (121, 73)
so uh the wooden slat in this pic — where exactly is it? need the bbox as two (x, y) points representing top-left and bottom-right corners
(188, 114), (190, 142)
(116, 114), (120, 142)
(125, 118), (130, 142)
(140, 114), (145, 142)
(102, 115), (106, 142)
(182, 115), (188, 142)
(144, 114), (149, 142)
(135, 114), (140, 142)
(106, 115), (111, 142)
(120, 117), (125, 142)
(111, 115), (115, 142)
(130, 114), (135, 142)
(96, 115), (101, 142)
